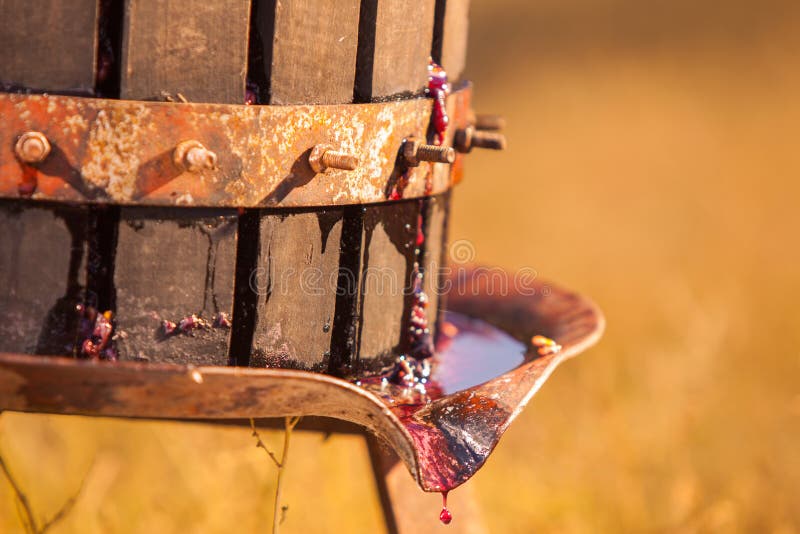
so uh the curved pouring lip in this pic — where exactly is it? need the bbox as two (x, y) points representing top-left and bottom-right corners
(0, 268), (604, 492)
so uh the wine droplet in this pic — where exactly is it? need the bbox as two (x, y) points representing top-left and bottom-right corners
(439, 491), (452, 525)
(427, 60), (451, 145)
(439, 508), (452, 525)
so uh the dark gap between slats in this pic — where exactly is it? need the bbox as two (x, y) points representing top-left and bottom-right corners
(95, 0), (124, 98)
(354, 0), (378, 103)
(229, 209), (261, 366)
(432, 0), (447, 63)
(328, 206), (365, 375)
(86, 204), (119, 314)
(247, 0), (277, 104)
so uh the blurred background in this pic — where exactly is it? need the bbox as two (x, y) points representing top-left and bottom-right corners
(2, 0), (799, 531)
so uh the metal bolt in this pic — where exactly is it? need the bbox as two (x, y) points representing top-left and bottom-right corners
(15, 131), (51, 164)
(308, 144), (359, 173)
(173, 140), (218, 172)
(403, 137), (455, 167)
(473, 113), (506, 131)
(454, 126), (507, 153)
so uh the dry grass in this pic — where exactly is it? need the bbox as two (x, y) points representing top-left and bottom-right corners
(2, 0), (800, 531)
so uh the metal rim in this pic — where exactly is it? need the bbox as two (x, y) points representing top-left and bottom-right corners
(0, 268), (604, 492)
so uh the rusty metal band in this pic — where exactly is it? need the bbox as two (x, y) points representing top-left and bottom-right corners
(0, 86), (472, 208)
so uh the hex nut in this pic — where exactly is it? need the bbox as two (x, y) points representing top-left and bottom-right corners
(15, 131), (51, 164)
(173, 140), (218, 172)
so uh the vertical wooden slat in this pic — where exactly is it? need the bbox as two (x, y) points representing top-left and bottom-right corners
(247, 0), (360, 370)
(114, 208), (237, 365)
(120, 0), (251, 103)
(257, 0), (360, 105)
(110, 0), (249, 365)
(357, 201), (420, 367)
(421, 193), (449, 339)
(355, 0), (436, 101)
(435, 0), (470, 82)
(0, 202), (88, 355)
(0, 0), (98, 93)
(250, 210), (343, 370)
(0, 1), (96, 357)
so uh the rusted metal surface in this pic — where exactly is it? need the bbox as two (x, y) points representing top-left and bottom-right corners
(454, 125), (507, 153)
(0, 87), (471, 208)
(403, 138), (455, 167)
(0, 268), (603, 492)
(308, 144), (359, 173)
(447, 84), (472, 184)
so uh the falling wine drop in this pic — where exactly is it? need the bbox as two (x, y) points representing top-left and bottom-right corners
(439, 491), (452, 525)
(439, 508), (452, 525)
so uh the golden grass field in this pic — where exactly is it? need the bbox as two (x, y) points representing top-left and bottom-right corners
(2, 0), (800, 531)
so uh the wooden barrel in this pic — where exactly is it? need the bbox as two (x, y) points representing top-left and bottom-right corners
(0, 0), (472, 377)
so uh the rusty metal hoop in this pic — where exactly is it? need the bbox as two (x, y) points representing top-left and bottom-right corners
(0, 86), (474, 208)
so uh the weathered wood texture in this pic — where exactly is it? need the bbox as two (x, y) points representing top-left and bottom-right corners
(324, 200), (427, 375)
(0, 1), (95, 354)
(256, 0), (360, 104)
(0, 202), (87, 355)
(358, 201), (420, 366)
(250, 211), (343, 370)
(0, 0), (98, 93)
(421, 194), (448, 337)
(355, 0), (437, 101)
(114, 208), (237, 365)
(327, 206), (366, 375)
(111, 0), (246, 365)
(120, 0), (251, 103)
(434, 0), (470, 82)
